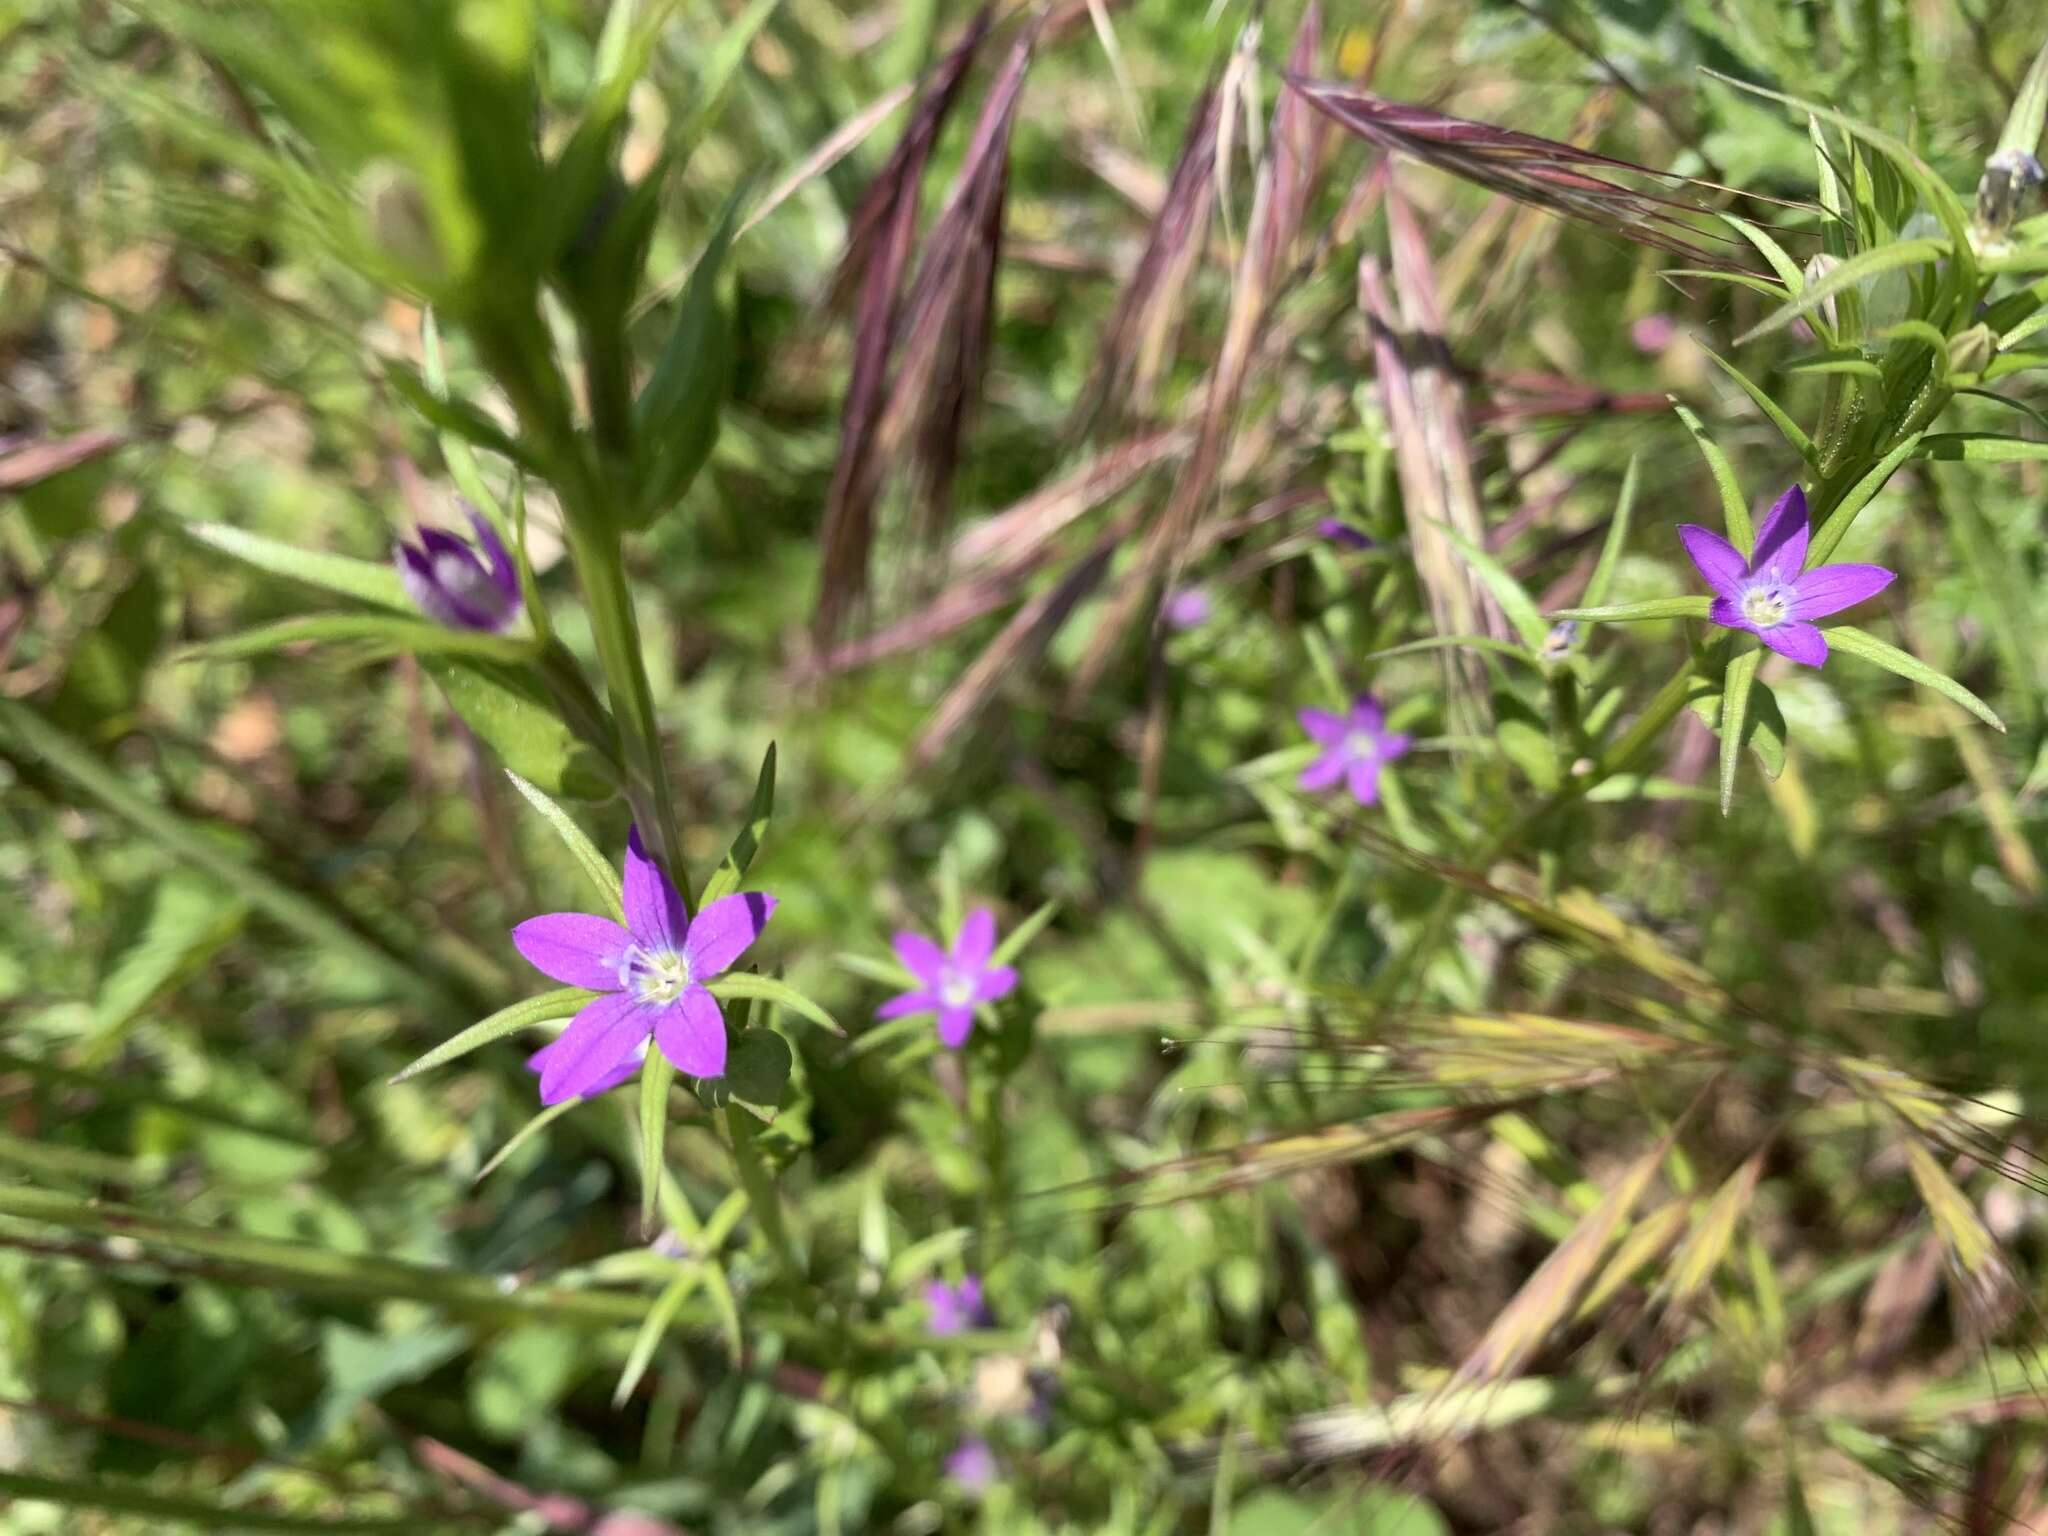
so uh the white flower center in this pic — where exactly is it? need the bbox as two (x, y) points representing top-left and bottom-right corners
(432, 549), (502, 609)
(938, 968), (976, 1008)
(1739, 580), (1793, 629)
(621, 944), (692, 1006)
(1342, 731), (1380, 764)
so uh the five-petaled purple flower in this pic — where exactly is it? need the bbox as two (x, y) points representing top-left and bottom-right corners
(395, 503), (520, 633)
(876, 908), (1018, 1049)
(1299, 695), (1411, 806)
(1163, 586), (1212, 631)
(1679, 485), (1894, 668)
(924, 1275), (993, 1335)
(511, 829), (775, 1101)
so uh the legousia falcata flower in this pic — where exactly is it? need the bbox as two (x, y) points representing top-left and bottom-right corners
(924, 1274), (993, 1335)
(1299, 695), (1411, 806)
(1680, 485), (1894, 668)
(395, 502), (520, 632)
(512, 829), (775, 1101)
(876, 908), (1018, 1048)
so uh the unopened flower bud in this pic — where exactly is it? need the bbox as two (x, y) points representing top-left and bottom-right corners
(360, 162), (447, 286)
(1975, 147), (2045, 242)
(1947, 323), (1997, 379)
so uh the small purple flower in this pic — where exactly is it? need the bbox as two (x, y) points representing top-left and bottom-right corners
(1298, 695), (1411, 806)
(924, 1275), (993, 1335)
(1679, 485), (1895, 668)
(1163, 586), (1212, 630)
(526, 1036), (644, 1099)
(395, 503), (520, 632)
(1631, 313), (1677, 354)
(944, 1436), (997, 1493)
(1315, 517), (1374, 550)
(876, 908), (1018, 1049)
(510, 829), (775, 1100)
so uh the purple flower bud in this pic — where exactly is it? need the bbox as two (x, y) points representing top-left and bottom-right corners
(1163, 586), (1212, 631)
(395, 503), (520, 632)
(1315, 517), (1374, 550)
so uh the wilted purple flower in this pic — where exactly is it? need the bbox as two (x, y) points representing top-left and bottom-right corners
(511, 829), (775, 1100)
(1163, 586), (1212, 630)
(526, 1036), (644, 1100)
(1539, 619), (1582, 662)
(944, 1437), (997, 1492)
(1299, 695), (1411, 805)
(876, 908), (1018, 1049)
(924, 1275), (993, 1335)
(395, 503), (520, 632)
(1680, 485), (1894, 668)
(1315, 516), (1374, 550)
(1630, 313), (1676, 354)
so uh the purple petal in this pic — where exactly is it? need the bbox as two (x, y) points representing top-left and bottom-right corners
(528, 1035), (644, 1096)
(652, 986), (727, 1078)
(1678, 525), (1748, 598)
(893, 931), (948, 987)
(876, 988), (937, 1021)
(952, 908), (997, 972)
(972, 965), (1018, 1003)
(1758, 620), (1828, 668)
(1297, 708), (1346, 744)
(936, 1005), (975, 1049)
(1377, 730), (1413, 762)
(461, 502), (520, 609)
(1348, 695), (1385, 732)
(945, 1437), (996, 1491)
(1346, 757), (1383, 806)
(1315, 517), (1374, 550)
(1789, 562), (1894, 621)
(1299, 749), (1347, 792)
(1750, 485), (1810, 577)
(623, 828), (689, 951)
(682, 891), (776, 980)
(537, 992), (653, 1105)
(511, 912), (632, 990)
(1708, 595), (1751, 633)
(395, 542), (491, 631)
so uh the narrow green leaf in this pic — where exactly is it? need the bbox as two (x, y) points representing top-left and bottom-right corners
(1671, 402), (1751, 553)
(386, 362), (544, 473)
(703, 742), (776, 904)
(1996, 35), (2048, 156)
(421, 308), (503, 520)
(708, 972), (844, 1036)
(1810, 433), (1923, 564)
(1918, 432), (2048, 462)
(1442, 528), (1548, 650)
(1551, 597), (1713, 623)
(427, 658), (615, 801)
(671, 0), (786, 159)
(1734, 241), (1949, 344)
(177, 522), (408, 610)
(1825, 625), (2005, 730)
(991, 898), (1059, 967)
(1359, 635), (1544, 668)
(182, 614), (536, 664)
(0, 1471), (428, 1534)
(632, 187), (744, 524)
(505, 770), (625, 922)
(1718, 649), (1759, 815)
(1700, 347), (1816, 465)
(639, 1048), (677, 1232)
(1584, 455), (1640, 606)
(474, 1099), (579, 1183)
(390, 988), (592, 1083)
(615, 1270), (700, 1407)
(1720, 213), (1804, 293)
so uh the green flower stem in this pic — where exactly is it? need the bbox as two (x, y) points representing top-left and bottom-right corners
(726, 1107), (801, 1279)
(1590, 658), (1699, 783)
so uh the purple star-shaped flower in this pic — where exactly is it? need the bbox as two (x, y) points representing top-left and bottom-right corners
(924, 1275), (993, 1335)
(944, 1436), (997, 1492)
(1163, 586), (1212, 630)
(1298, 695), (1411, 805)
(395, 503), (520, 632)
(510, 829), (775, 1101)
(1679, 485), (1895, 668)
(876, 908), (1018, 1049)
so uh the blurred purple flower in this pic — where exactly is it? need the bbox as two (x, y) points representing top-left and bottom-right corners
(1679, 485), (1894, 668)
(924, 1275), (992, 1335)
(1630, 313), (1676, 354)
(1315, 516), (1373, 550)
(395, 503), (520, 632)
(526, 1036), (644, 1100)
(510, 829), (775, 1100)
(944, 1436), (997, 1492)
(1298, 695), (1411, 805)
(1163, 586), (1212, 630)
(876, 908), (1018, 1049)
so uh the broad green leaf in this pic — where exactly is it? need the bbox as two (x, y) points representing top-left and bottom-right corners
(703, 741), (776, 904)
(1583, 455), (1639, 608)
(178, 520), (409, 610)
(1551, 597), (1712, 624)
(631, 187), (743, 524)
(1671, 402), (1751, 552)
(505, 770), (625, 921)
(1810, 433), (1923, 564)
(425, 657), (615, 800)
(727, 1026), (794, 1108)
(1824, 625), (2005, 730)
(707, 972), (843, 1036)
(390, 988), (593, 1083)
